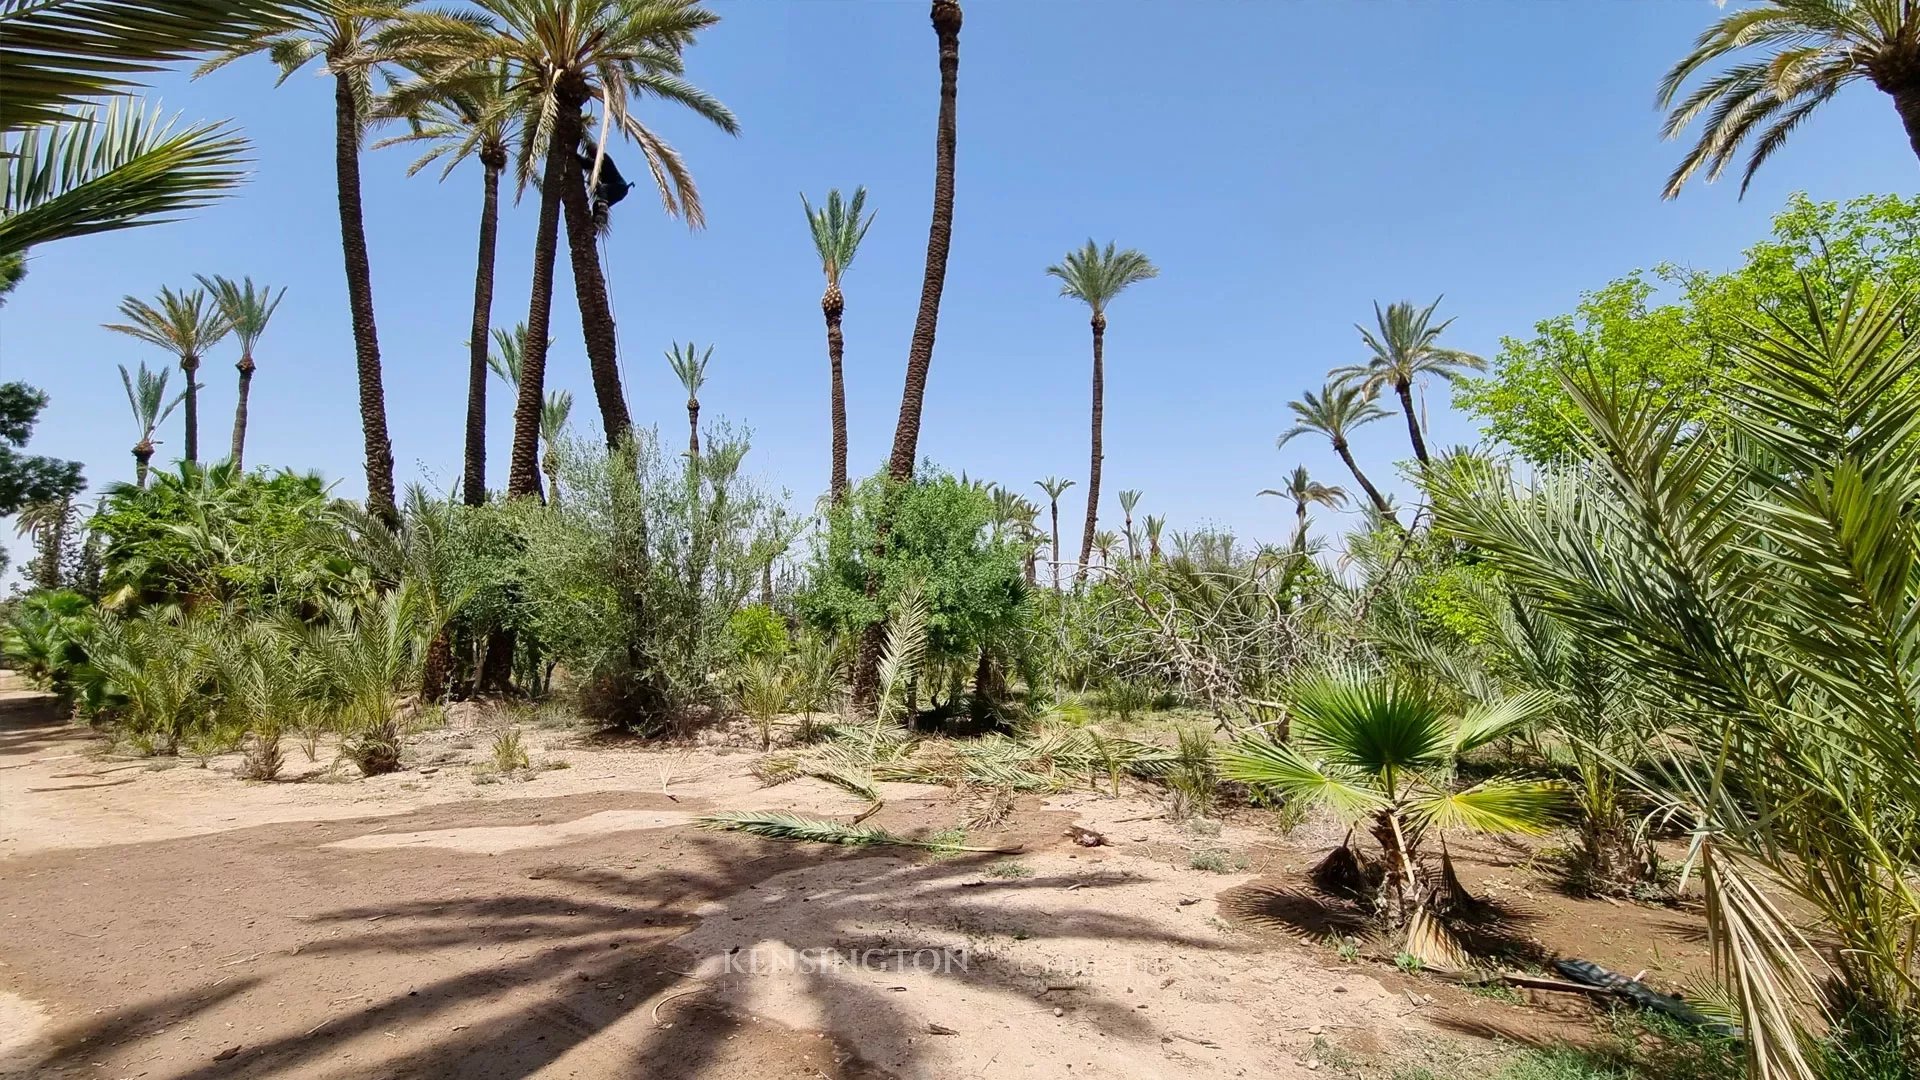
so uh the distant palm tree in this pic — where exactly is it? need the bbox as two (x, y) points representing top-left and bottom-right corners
(377, 59), (519, 505)
(1092, 528), (1121, 569)
(118, 362), (186, 488)
(1278, 383), (1394, 520)
(396, 0), (738, 493)
(200, 1), (411, 523)
(801, 187), (874, 503)
(105, 285), (230, 465)
(195, 273), (285, 469)
(1046, 240), (1157, 582)
(1658, 0), (1920, 198)
(1260, 465), (1346, 552)
(1117, 488), (1142, 561)
(487, 322), (531, 389)
(1333, 298), (1481, 467)
(540, 390), (572, 503)
(1143, 513), (1164, 562)
(1034, 476), (1074, 592)
(885, 0), (963, 483)
(666, 341), (711, 459)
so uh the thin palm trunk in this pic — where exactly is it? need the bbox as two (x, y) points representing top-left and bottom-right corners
(1293, 500), (1308, 553)
(335, 73), (396, 525)
(1394, 380), (1429, 466)
(558, 107), (631, 450)
(1076, 312), (1103, 585)
(1335, 439), (1391, 515)
(180, 354), (200, 464)
(508, 130), (567, 500)
(1049, 501), (1062, 592)
(133, 443), (153, 489)
(685, 398), (700, 457)
(229, 351), (252, 468)
(824, 289), (849, 502)
(463, 153), (504, 506)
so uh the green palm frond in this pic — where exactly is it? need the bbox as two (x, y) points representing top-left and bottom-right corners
(105, 282), (230, 358)
(1276, 383), (1388, 448)
(487, 322), (531, 387)
(118, 361), (184, 439)
(1334, 297), (1484, 393)
(1045, 239), (1158, 315)
(1286, 668), (1452, 776)
(665, 340), (711, 397)
(801, 185), (873, 287)
(194, 273), (285, 353)
(1450, 691), (1553, 755)
(539, 390), (573, 441)
(1220, 735), (1391, 820)
(1413, 778), (1563, 835)
(875, 580), (929, 727)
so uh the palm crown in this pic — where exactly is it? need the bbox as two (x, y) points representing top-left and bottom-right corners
(119, 361), (184, 445)
(106, 285), (230, 360)
(194, 274), (285, 354)
(802, 186), (874, 291)
(375, 58), (521, 179)
(1277, 383), (1387, 450)
(1335, 298), (1483, 397)
(198, 2), (416, 130)
(1261, 465), (1347, 510)
(1035, 476), (1074, 502)
(666, 340), (711, 399)
(1045, 239), (1158, 317)
(540, 389), (572, 440)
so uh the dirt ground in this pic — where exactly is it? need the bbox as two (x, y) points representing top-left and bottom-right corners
(0, 685), (1719, 1079)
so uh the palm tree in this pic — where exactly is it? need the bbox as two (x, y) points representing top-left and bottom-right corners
(1143, 513), (1164, 562)
(1034, 476), (1074, 591)
(802, 186), (874, 504)
(13, 496), (74, 590)
(1278, 383), (1394, 519)
(194, 273), (285, 469)
(1658, 0), (1920, 199)
(1045, 240), (1158, 584)
(1259, 465), (1347, 553)
(1333, 298), (1481, 468)
(396, 0), (738, 495)
(1117, 488), (1142, 561)
(487, 321), (530, 388)
(377, 60), (519, 506)
(200, 1), (411, 523)
(665, 340), (711, 459)
(118, 361), (186, 488)
(885, 0), (963, 483)
(540, 390), (572, 503)
(105, 285), (229, 464)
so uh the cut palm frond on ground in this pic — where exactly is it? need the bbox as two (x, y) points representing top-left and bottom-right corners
(695, 811), (1020, 853)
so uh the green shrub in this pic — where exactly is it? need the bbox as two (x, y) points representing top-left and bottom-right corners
(728, 604), (788, 661)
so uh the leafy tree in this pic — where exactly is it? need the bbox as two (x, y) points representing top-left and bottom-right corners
(801, 186), (873, 503)
(195, 273), (286, 469)
(1, 589), (94, 697)
(1276, 382), (1393, 518)
(0, 382), (84, 517)
(1334, 297), (1481, 467)
(104, 284), (229, 464)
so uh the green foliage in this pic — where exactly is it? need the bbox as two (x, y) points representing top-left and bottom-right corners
(2, 589), (94, 696)
(727, 603), (788, 661)
(0, 382), (84, 516)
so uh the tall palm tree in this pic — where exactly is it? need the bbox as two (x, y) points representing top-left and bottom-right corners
(1046, 239), (1158, 584)
(1333, 298), (1481, 468)
(201, 1), (411, 523)
(397, 0), (738, 496)
(540, 389), (572, 503)
(885, 0), (963, 483)
(118, 361), (186, 488)
(1034, 476), (1073, 592)
(1117, 488), (1142, 561)
(194, 273), (285, 469)
(665, 340), (710, 459)
(377, 60), (519, 506)
(802, 186), (873, 503)
(1658, 0), (1920, 199)
(1259, 465), (1346, 552)
(104, 285), (229, 465)
(1278, 383), (1394, 519)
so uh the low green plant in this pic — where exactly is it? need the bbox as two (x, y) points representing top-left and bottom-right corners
(1166, 724), (1217, 820)
(983, 860), (1032, 879)
(1189, 848), (1247, 874)
(491, 727), (529, 772)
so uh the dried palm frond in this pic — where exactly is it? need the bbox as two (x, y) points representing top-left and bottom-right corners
(695, 811), (1017, 853)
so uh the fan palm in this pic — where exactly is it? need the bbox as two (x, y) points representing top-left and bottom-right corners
(665, 340), (710, 459)
(1333, 298), (1481, 468)
(394, 0), (738, 493)
(118, 361), (186, 488)
(540, 389), (572, 502)
(1260, 465), (1347, 553)
(1046, 240), (1158, 584)
(1034, 476), (1074, 592)
(1658, 0), (1920, 199)
(199, 0), (412, 523)
(376, 59), (518, 506)
(1278, 383), (1394, 519)
(104, 285), (230, 465)
(194, 273), (285, 469)
(802, 186), (873, 504)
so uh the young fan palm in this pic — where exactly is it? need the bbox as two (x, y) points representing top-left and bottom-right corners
(1260, 465), (1346, 553)
(802, 187), (874, 503)
(665, 340), (711, 458)
(104, 285), (230, 465)
(1658, 0), (1920, 199)
(199, 1), (411, 523)
(118, 362), (187, 488)
(396, 0), (738, 494)
(1117, 488), (1142, 561)
(1333, 298), (1481, 468)
(194, 273), (285, 469)
(1046, 240), (1158, 583)
(540, 390), (572, 503)
(1224, 670), (1556, 951)
(377, 60), (520, 505)
(1277, 383), (1394, 518)
(1034, 476), (1074, 592)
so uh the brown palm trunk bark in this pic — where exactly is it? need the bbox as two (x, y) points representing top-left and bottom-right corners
(557, 107), (632, 451)
(1049, 502), (1062, 592)
(686, 399), (700, 458)
(334, 73), (396, 525)
(1394, 379), (1429, 466)
(508, 127), (568, 500)
(824, 286), (849, 503)
(229, 353), (253, 468)
(1335, 438), (1393, 518)
(133, 443), (152, 489)
(463, 152), (504, 506)
(179, 354), (199, 464)
(422, 627), (453, 703)
(1076, 312), (1104, 586)
(1293, 500), (1309, 553)
(1879, 78), (1920, 162)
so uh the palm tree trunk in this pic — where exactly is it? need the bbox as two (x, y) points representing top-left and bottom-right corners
(179, 354), (199, 464)
(1076, 312), (1104, 586)
(686, 399), (700, 458)
(1335, 439), (1392, 516)
(334, 73), (396, 525)
(463, 156), (503, 507)
(1887, 82), (1920, 163)
(508, 129), (568, 500)
(1394, 380), (1429, 466)
(229, 354), (253, 469)
(1123, 509), (1135, 562)
(824, 289), (849, 503)
(133, 444), (152, 489)
(885, 0), (963, 482)
(1049, 502), (1062, 592)
(557, 108), (632, 451)
(1294, 500), (1309, 553)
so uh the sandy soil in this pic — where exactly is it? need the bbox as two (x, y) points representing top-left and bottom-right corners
(0, 687), (1718, 1079)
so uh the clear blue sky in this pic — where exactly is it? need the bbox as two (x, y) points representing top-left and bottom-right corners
(4, 1), (1917, 574)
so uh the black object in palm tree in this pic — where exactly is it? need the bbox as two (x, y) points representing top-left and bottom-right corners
(802, 186), (874, 503)
(1278, 382), (1394, 520)
(1333, 297), (1481, 468)
(195, 273), (285, 469)
(104, 285), (230, 465)
(118, 361), (187, 488)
